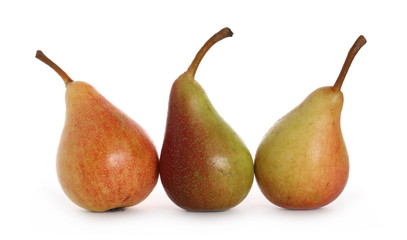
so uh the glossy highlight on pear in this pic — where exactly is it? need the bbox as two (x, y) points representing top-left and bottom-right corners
(160, 28), (254, 211)
(254, 36), (366, 210)
(36, 51), (159, 212)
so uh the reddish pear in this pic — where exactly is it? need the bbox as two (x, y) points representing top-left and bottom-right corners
(36, 51), (159, 212)
(160, 28), (254, 211)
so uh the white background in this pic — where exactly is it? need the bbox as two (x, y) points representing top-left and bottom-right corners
(1, 0), (406, 239)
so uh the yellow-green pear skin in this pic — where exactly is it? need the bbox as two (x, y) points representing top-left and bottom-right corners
(255, 87), (349, 209)
(36, 51), (159, 212)
(255, 36), (366, 209)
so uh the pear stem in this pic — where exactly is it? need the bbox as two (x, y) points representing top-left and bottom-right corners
(36, 50), (73, 86)
(333, 35), (367, 91)
(187, 27), (233, 78)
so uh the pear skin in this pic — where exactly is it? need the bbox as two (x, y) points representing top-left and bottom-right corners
(160, 28), (254, 211)
(36, 51), (159, 212)
(255, 36), (366, 209)
(255, 87), (348, 209)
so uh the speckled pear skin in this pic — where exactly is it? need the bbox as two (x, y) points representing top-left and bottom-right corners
(36, 50), (159, 212)
(254, 35), (366, 210)
(160, 72), (254, 211)
(57, 81), (159, 212)
(255, 87), (349, 209)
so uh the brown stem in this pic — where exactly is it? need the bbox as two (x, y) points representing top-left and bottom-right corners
(333, 35), (367, 91)
(187, 27), (233, 78)
(36, 50), (73, 86)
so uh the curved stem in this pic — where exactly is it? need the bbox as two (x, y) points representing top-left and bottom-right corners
(36, 50), (73, 86)
(333, 35), (367, 91)
(187, 27), (233, 78)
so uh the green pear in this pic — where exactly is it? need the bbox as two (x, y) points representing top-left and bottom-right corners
(255, 36), (366, 209)
(36, 51), (159, 212)
(160, 28), (254, 211)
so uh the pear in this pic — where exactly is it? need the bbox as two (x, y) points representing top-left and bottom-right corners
(160, 28), (254, 211)
(36, 51), (159, 212)
(254, 36), (366, 209)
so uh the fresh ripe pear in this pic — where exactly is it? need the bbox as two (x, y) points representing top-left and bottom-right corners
(36, 51), (159, 212)
(160, 28), (254, 211)
(255, 36), (366, 210)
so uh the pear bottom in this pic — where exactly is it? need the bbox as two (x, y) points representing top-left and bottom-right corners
(255, 161), (349, 210)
